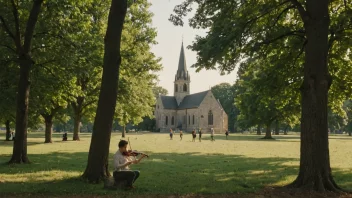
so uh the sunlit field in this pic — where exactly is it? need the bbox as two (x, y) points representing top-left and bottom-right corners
(0, 132), (351, 196)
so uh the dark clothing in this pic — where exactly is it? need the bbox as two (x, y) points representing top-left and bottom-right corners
(113, 170), (140, 187)
(62, 133), (68, 141)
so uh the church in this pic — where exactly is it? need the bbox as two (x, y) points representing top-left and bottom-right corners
(155, 42), (228, 133)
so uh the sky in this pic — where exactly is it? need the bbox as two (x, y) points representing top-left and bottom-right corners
(148, 0), (238, 96)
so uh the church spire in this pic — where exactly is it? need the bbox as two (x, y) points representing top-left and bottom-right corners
(176, 41), (189, 80)
(174, 40), (190, 105)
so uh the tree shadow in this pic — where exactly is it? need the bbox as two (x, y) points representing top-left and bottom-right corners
(0, 151), (350, 195)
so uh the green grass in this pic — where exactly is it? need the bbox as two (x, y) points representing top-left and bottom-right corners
(0, 132), (351, 196)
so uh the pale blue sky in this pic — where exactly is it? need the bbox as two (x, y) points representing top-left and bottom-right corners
(148, 0), (238, 95)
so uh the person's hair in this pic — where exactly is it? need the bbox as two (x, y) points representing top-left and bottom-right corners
(118, 140), (128, 148)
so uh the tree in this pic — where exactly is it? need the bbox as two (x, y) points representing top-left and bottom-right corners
(82, 0), (161, 182)
(211, 83), (239, 132)
(29, 66), (72, 143)
(152, 86), (168, 98)
(170, 0), (352, 191)
(82, 0), (128, 183)
(0, 0), (44, 163)
(67, 1), (108, 141)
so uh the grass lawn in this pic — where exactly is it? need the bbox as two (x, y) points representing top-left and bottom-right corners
(0, 132), (351, 197)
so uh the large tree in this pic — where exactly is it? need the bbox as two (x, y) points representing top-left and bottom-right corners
(82, 0), (128, 182)
(170, 0), (352, 191)
(68, 1), (108, 141)
(0, 0), (44, 163)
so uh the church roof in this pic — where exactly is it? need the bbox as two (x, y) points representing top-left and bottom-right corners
(160, 96), (178, 109)
(160, 91), (209, 110)
(178, 90), (209, 109)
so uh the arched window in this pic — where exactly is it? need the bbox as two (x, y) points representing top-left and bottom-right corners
(175, 84), (178, 92)
(192, 115), (195, 125)
(208, 110), (213, 125)
(171, 116), (174, 125)
(166, 116), (168, 125)
(188, 115), (190, 125)
(183, 83), (187, 92)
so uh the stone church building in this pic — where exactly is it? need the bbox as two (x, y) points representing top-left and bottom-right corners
(155, 43), (228, 133)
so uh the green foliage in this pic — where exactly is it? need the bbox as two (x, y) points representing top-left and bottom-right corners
(211, 83), (239, 132)
(169, 0), (352, 130)
(152, 86), (168, 98)
(115, 0), (162, 126)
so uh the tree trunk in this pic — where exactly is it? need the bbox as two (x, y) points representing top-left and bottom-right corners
(73, 114), (81, 141)
(284, 126), (288, 135)
(44, 115), (53, 143)
(9, 62), (31, 164)
(8, 0), (44, 164)
(288, 0), (340, 192)
(274, 120), (279, 135)
(349, 131), (351, 136)
(72, 97), (84, 141)
(82, 0), (128, 183)
(5, 120), (11, 141)
(256, 124), (261, 135)
(122, 125), (126, 138)
(262, 123), (273, 139)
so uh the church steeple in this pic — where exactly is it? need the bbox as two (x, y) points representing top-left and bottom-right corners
(174, 41), (190, 105)
(175, 42), (190, 81)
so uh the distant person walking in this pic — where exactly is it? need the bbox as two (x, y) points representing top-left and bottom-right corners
(169, 128), (174, 140)
(210, 128), (215, 141)
(179, 130), (183, 140)
(225, 130), (229, 140)
(198, 128), (202, 142)
(192, 129), (196, 142)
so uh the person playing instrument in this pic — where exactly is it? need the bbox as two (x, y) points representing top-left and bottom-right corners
(113, 140), (147, 189)
(179, 130), (183, 140)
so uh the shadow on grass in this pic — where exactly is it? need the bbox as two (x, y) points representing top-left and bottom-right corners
(0, 151), (351, 195)
(199, 134), (352, 142)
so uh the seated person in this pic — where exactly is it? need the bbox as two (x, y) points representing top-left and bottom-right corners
(113, 140), (147, 189)
(62, 132), (68, 141)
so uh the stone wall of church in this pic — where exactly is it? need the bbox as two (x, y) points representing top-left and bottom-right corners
(197, 91), (228, 133)
(177, 108), (199, 132)
(155, 91), (228, 133)
(156, 109), (177, 131)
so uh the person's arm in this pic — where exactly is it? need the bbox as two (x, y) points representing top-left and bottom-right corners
(132, 155), (146, 164)
(114, 155), (132, 169)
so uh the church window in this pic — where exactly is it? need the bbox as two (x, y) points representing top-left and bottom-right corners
(166, 116), (168, 125)
(192, 115), (195, 125)
(175, 84), (178, 92)
(188, 115), (190, 125)
(208, 110), (213, 125)
(171, 116), (174, 125)
(183, 84), (187, 92)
